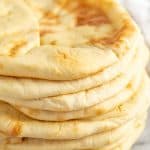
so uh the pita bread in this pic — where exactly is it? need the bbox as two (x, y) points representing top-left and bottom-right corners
(0, 114), (146, 150)
(0, 0), (149, 149)
(0, 0), (142, 80)
(13, 70), (144, 121)
(0, 0), (148, 102)
(0, 102), (147, 141)
(0, 37), (140, 100)
(14, 73), (150, 122)
(0, 74), (149, 140)
(0, 40), (149, 113)
(0, 41), (140, 101)
(1, 43), (147, 113)
(0, 64), (141, 112)
(0, 118), (146, 150)
(11, 86), (136, 121)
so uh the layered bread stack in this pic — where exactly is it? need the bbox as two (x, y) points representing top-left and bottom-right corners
(0, 0), (150, 149)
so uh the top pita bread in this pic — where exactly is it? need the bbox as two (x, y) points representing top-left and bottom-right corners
(0, 0), (140, 80)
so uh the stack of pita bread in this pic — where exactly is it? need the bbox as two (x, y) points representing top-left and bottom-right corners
(0, 0), (149, 149)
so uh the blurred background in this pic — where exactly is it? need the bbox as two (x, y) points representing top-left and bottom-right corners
(120, 0), (150, 149)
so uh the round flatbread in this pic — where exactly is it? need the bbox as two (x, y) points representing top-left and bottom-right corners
(0, 38), (139, 100)
(14, 74), (150, 125)
(0, 114), (146, 150)
(13, 70), (143, 121)
(0, 0), (142, 80)
(1, 43), (147, 112)
(0, 74), (149, 140)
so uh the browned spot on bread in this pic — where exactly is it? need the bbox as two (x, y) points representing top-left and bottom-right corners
(57, 0), (110, 26)
(0, 63), (3, 69)
(89, 26), (127, 46)
(95, 109), (103, 115)
(40, 11), (60, 25)
(127, 82), (132, 89)
(54, 50), (80, 70)
(76, 2), (110, 26)
(40, 29), (53, 36)
(89, 38), (103, 45)
(49, 40), (57, 45)
(43, 11), (59, 19)
(10, 121), (22, 136)
(116, 104), (125, 113)
(9, 40), (27, 57)
(57, 51), (67, 59)
(101, 26), (126, 45)
(56, 0), (69, 8)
